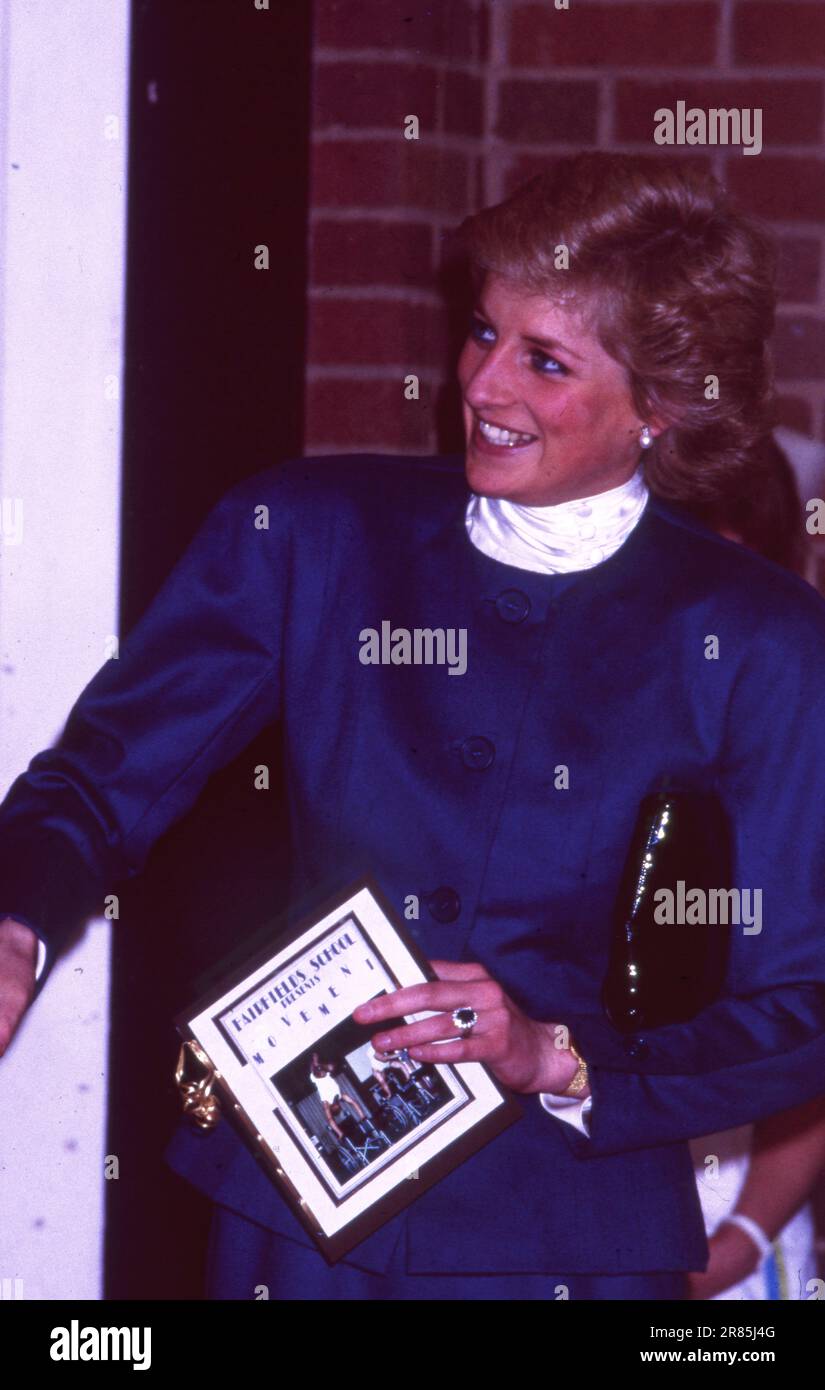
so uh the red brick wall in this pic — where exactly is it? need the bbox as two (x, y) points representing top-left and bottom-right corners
(306, 0), (487, 456)
(304, 0), (825, 455)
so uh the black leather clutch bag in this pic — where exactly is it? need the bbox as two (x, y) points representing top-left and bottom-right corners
(601, 788), (733, 1033)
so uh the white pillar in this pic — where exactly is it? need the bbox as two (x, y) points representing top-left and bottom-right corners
(0, 0), (129, 1300)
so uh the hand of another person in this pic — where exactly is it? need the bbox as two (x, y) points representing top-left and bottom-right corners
(0, 916), (38, 1057)
(352, 958), (582, 1096)
(685, 1223), (761, 1300)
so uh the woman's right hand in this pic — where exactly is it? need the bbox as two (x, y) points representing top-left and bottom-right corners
(0, 916), (38, 1056)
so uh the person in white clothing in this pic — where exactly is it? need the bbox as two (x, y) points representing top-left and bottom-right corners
(689, 1099), (825, 1300)
(309, 1053), (366, 1142)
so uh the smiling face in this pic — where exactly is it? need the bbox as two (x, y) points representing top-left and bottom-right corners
(458, 272), (660, 506)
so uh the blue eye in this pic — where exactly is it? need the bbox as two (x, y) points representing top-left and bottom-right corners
(529, 349), (567, 376)
(469, 314), (495, 343)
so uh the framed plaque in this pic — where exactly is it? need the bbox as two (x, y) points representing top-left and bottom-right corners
(175, 879), (522, 1264)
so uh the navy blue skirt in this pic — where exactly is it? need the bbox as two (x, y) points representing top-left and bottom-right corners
(206, 1206), (688, 1301)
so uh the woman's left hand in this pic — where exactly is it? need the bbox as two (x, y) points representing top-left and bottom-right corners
(352, 959), (583, 1096)
(685, 1224), (761, 1300)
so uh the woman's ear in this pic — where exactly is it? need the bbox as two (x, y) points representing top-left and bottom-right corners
(633, 386), (674, 441)
(641, 411), (670, 441)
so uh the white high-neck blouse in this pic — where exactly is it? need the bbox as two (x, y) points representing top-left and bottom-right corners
(465, 465), (649, 574)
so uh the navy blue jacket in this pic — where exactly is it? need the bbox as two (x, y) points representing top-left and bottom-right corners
(3, 453), (825, 1276)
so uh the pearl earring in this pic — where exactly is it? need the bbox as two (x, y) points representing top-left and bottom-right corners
(639, 424), (653, 450)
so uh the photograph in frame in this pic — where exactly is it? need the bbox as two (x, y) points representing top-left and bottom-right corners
(176, 880), (522, 1263)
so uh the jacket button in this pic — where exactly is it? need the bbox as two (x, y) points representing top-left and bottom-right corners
(623, 1035), (650, 1059)
(425, 888), (461, 923)
(495, 589), (531, 624)
(461, 735), (495, 769)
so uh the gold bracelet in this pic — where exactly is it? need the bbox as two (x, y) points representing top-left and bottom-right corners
(561, 1041), (589, 1097)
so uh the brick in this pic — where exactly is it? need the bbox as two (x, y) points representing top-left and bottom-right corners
(496, 79), (599, 144)
(311, 219), (433, 288)
(776, 237), (821, 304)
(316, 0), (483, 61)
(510, 3), (718, 68)
(314, 62), (438, 131)
(734, 2), (825, 67)
(472, 153), (486, 210)
(444, 70), (485, 137)
(772, 316), (825, 380)
(727, 157), (825, 223)
(311, 141), (472, 216)
(307, 296), (447, 366)
(477, 0), (491, 65)
(305, 377), (436, 450)
(616, 80), (822, 146)
(444, 0), (485, 63)
(772, 395), (814, 434)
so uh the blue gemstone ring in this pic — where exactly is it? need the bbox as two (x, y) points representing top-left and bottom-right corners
(451, 1006), (478, 1035)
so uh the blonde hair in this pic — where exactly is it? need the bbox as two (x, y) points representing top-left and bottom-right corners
(453, 152), (779, 504)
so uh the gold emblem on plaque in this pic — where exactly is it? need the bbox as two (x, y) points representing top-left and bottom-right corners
(175, 1039), (222, 1131)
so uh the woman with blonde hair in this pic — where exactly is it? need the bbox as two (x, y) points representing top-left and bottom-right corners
(2, 151), (825, 1300)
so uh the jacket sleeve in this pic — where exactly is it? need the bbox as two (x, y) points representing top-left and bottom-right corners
(556, 601), (825, 1159)
(0, 468), (289, 993)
